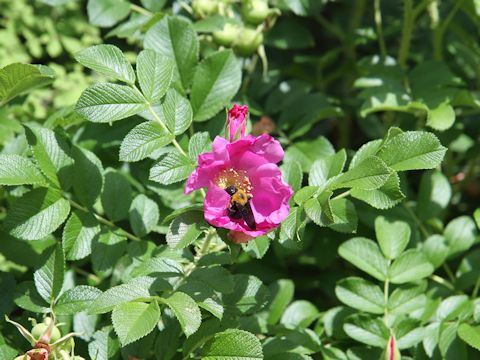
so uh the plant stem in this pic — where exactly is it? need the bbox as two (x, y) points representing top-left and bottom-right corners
(430, 274), (455, 290)
(432, 0), (464, 60)
(443, 263), (456, 284)
(68, 199), (141, 242)
(332, 190), (351, 201)
(398, 0), (414, 68)
(130, 4), (153, 17)
(472, 276), (480, 298)
(374, 0), (387, 58)
(402, 203), (430, 238)
(383, 277), (390, 324)
(72, 266), (101, 284)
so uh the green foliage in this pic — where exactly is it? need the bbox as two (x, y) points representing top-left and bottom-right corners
(1, 0), (480, 359)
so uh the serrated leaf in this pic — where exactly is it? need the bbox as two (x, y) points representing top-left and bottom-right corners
(166, 211), (207, 249)
(388, 285), (427, 315)
(87, 0), (130, 27)
(120, 121), (174, 162)
(55, 285), (102, 315)
(92, 230), (127, 272)
(328, 156), (391, 191)
(338, 237), (388, 281)
(144, 16), (199, 90)
(131, 257), (183, 278)
(189, 132), (211, 162)
(191, 50), (241, 121)
(5, 188), (70, 241)
(89, 276), (164, 314)
(112, 301), (160, 346)
(201, 329), (263, 359)
(150, 151), (195, 185)
(328, 198), (358, 233)
(388, 250), (434, 284)
(281, 161), (303, 192)
(75, 44), (135, 84)
(377, 131), (447, 171)
(335, 277), (384, 314)
(129, 194), (160, 237)
(0, 63), (55, 105)
(242, 236), (270, 259)
(63, 210), (100, 260)
(160, 292), (201, 337)
(155, 88), (193, 135)
(224, 274), (269, 316)
(350, 172), (405, 209)
(33, 244), (65, 303)
(344, 315), (389, 348)
(25, 125), (74, 189)
(309, 150), (346, 187)
(284, 137), (335, 172)
(267, 279), (294, 325)
(72, 146), (104, 208)
(14, 281), (49, 313)
(458, 324), (480, 351)
(88, 326), (121, 360)
(101, 169), (132, 222)
(137, 49), (174, 103)
(76, 83), (148, 123)
(280, 300), (319, 329)
(0, 154), (45, 186)
(375, 216), (410, 259)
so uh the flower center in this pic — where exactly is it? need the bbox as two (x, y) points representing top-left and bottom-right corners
(215, 168), (253, 196)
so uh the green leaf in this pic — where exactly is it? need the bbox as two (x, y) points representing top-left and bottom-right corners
(166, 211), (207, 249)
(280, 300), (319, 329)
(201, 329), (263, 359)
(444, 216), (478, 258)
(131, 257), (183, 278)
(156, 89), (193, 135)
(417, 170), (451, 220)
(112, 301), (160, 346)
(25, 125), (74, 189)
(309, 150), (346, 187)
(338, 237), (388, 281)
(76, 83), (148, 123)
(426, 102), (455, 131)
(87, 0), (131, 27)
(191, 50), (241, 121)
(281, 161), (303, 192)
(224, 274), (269, 316)
(423, 234), (449, 268)
(72, 146), (104, 208)
(55, 285), (102, 315)
(62, 210), (100, 260)
(436, 295), (472, 321)
(458, 324), (480, 351)
(0, 154), (45, 186)
(0, 63), (55, 105)
(129, 194), (160, 237)
(92, 231), (127, 272)
(242, 236), (270, 259)
(14, 281), (49, 313)
(119, 121), (174, 162)
(189, 132), (212, 162)
(388, 250), (434, 284)
(160, 292), (201, 337)
(89, 276), (161, 314)
(5, 188), (70, 241)
(395, 319), (425, 349)
(267, 279), (295, 325)
(335, 277), (384, 314)
(304, 191), (334, 226)
(328, 198), (358, 233)
(388, 285), (427, 315)
(33, 244), (65, 302)
(101, 169), (132, 222)
(88, 326), (121, 360)
(75, 44), (135, 84)
(144, 16), (199, 90)
(350, 172), (405, 210)
(284, 137), (335, 172)
(149, 151), (195, 185)
(374, 216), (410, 259)
(137, 49), (174, 103)
(377, 131), (447, 171)
(343, 315), (389, 348)
(328, 156), (391, 191)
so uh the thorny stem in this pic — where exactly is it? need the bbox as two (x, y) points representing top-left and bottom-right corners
(398, 0), (414, 68)
(130, 4), (153, 17)
(374, 0), (387, 58)
(68, 199), (142, 242)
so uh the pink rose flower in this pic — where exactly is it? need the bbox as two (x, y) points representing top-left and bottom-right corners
(186, 105), (293, 239)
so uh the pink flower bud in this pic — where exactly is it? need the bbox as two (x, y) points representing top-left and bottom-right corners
(227, 104), (249, 142)
(385, 335), (401, 360)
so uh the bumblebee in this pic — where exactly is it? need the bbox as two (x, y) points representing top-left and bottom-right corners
(225, 185), (256, 230)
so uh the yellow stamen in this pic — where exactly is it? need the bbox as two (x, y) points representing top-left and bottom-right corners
(215, 168), (253, 197)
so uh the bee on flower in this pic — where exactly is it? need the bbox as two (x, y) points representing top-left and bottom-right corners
(185, 104), (293, 243)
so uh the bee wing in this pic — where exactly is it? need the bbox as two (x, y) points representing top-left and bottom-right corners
(240, 202), (256, 230)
